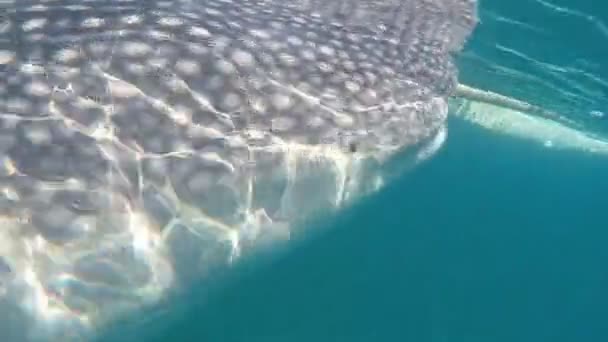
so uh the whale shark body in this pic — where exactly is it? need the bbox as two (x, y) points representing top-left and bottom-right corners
(0, 0), (477, 340)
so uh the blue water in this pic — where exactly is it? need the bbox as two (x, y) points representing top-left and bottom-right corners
(136, 116), (608, 342)
(104, 1), (608, 341)
(457, 0), (608, 134)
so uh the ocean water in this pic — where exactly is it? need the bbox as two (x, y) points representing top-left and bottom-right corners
(133, 1), (608, 342)
(457, 0), (608, 134)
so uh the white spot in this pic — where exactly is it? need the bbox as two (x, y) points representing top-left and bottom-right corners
(205, 8), (223, 17)
(293, 16), (307, 25)
(54, 48), (80, 63)
(307, 116), (325, 129)
(330, 39), (344, 49)
(19, 63), (45, 75)
(0, 185), (19, 201)
(148, 29), (173, 41)
(215, 60), (236, 75)
(175, 59), (201, 75)
(25, 81), (51, 97)
(25, 126), (52, 145)
(121, 41), (152, 57)
(109, 79), (141, 98)
(250, 29), (271, 40)
(0, 157), (17, 177)
(319, 45), (335, 57)
(222, 92), (242, 111)
(0, 50), (15, 65)
(344, 80), (361, 93)
(270, 93), (292, 111)
(21, 4), (48, 12)
(188, 26), (211, 38)
(264, 40), (283, 52)
(250, 97), (268, 114)
(278, 53), (297, 66)
(170, 109), (191, 125)
(148, 57), (169, 69)
(188, 125), (225, 140)
(357, 88), (378, 105)
(231, 49), (254, 68)
(21, 18), (47, 32)
(333, 113), (354, 128)
(65, 5), (90, 11)
(121, 15), (143, 25)
(286, 35), (304, 46)
(186, 42), (210, 56)
(125, 63), (147, 76)
(228, 19), (243, 31)
(81, 17), (105, 28)
(544, 140), (553, 148)
(318, 62), (334, 73)
(155, 0), (174, 8)
(343, 60), (356, 72)
(182, 11), (202, 20)
(590, 110), (604, 118)
(301, 49), (316, 61)
(158, 16), (184, 27)
(269, 21), (285, 30)
(346, 33), (361, 43)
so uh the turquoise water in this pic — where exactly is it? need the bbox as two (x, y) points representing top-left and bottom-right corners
(102, 1), (608, 341)
(457, 0), (608, 134)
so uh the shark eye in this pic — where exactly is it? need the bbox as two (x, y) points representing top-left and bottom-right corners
(349, 142), (358, 153)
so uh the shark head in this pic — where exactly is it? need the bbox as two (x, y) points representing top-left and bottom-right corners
(0, 0), (477, 340)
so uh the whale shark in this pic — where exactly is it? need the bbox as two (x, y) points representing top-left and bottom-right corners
(0, 0), (478, 340)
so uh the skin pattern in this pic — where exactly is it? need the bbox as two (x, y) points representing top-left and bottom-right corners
(0, 0), (477, 340)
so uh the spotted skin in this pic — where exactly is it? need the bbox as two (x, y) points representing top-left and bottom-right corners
(0, 0), (477, 340)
